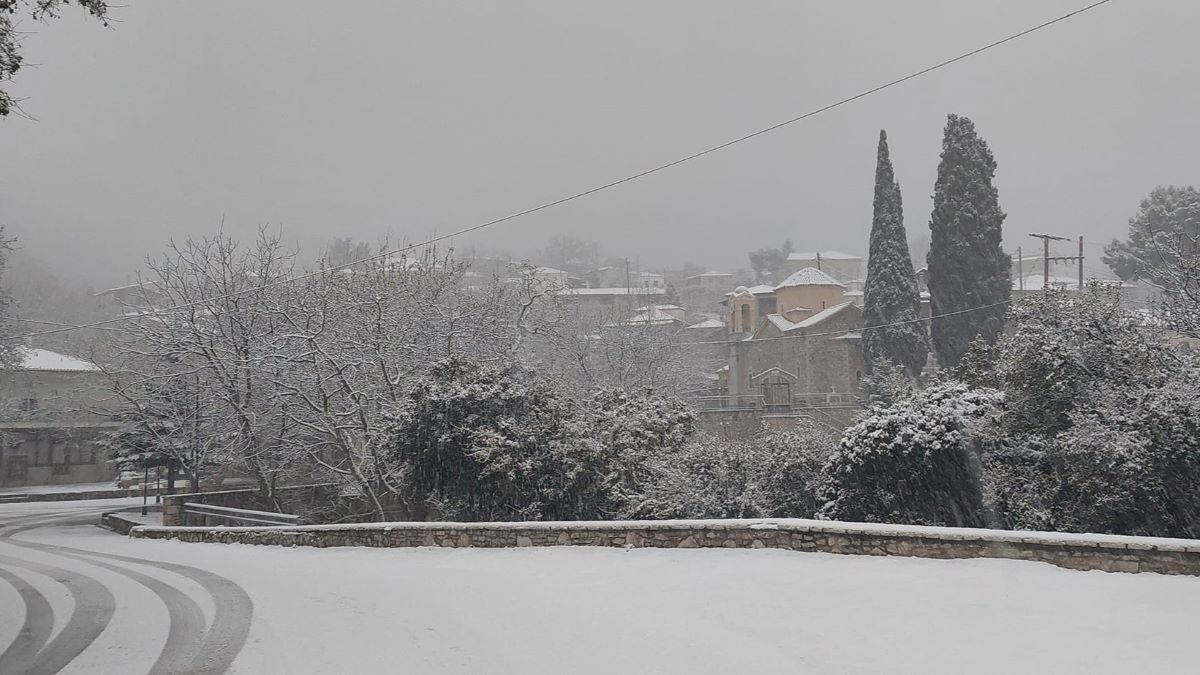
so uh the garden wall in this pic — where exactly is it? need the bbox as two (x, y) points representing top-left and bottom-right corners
(129, 518), (1200, 576)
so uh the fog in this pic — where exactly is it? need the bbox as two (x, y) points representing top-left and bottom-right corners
(1, 0), (1197, 286)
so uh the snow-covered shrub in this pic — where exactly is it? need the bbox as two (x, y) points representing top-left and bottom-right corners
(634, 435), (766, 519)
(387, 360), (704, 521)
(996, 285), (1175, 436)
(819, 382), (1002, 527)
(634, 422), (836, 519)
(569, 388), (696, 518)
(1046, 379), (1200, 537)
(386, 358), (579, 521)
(748, 422), (839, 518)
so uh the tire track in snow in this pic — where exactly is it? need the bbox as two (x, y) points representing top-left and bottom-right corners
(6, 511), (254, 674)
(0, 552), (116, 675)
(0, 563), (54, 671)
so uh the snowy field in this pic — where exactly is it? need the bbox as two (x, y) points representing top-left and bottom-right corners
(2, 499), (1198, 674)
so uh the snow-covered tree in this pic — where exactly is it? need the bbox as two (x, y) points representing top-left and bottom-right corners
(862, 130), (927, 376)
(927, 114), (1010, 368)
(954, 335), (996, 389)
(1103, 186), (1200, 285)
(995, 284), (1177, 437)
(820, 382), (1002, 527)
(1104, 186), (1200, 338)
(858, 358), (914, 409)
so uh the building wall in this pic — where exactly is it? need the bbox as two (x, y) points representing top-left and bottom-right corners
(0, 369), (118, 488)
(735, 307), (864, 397)
(774, 284), (848, 315)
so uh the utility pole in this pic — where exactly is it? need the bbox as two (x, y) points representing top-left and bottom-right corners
(1028, 233), (1083, 291)
(1078, 236), (1084, 290)
(1017, 246), (1024, 291)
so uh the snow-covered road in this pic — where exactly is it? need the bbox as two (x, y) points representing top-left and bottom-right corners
(2, 499), (1199, 674)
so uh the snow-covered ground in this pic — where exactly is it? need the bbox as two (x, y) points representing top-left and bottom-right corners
(3, 499), (1200, 674)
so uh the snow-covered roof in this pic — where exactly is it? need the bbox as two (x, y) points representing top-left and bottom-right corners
(686, 318), (725, 329)
(767, 314), (795, 331)
(788, 301), (856, 330)
(622, 305), (685, 326)
(787, 250), (861, 261)
(776, 267), (846, 289)
(638, 271), (664, 278)
(726, 284), (777, 297)
(688, 271), (732, 278)
(531, 266), (568, 275)
(11, 348), (100, 372)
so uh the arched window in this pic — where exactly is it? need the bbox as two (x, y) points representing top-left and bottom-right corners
(740, 305), (751, 333)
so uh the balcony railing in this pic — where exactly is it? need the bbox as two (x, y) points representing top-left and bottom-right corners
(688, 392), (861, 413)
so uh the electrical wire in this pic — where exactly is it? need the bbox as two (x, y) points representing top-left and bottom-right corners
(0, 0), (1116, 344)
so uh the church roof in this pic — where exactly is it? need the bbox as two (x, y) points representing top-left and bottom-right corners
(775, 267), (846, 289)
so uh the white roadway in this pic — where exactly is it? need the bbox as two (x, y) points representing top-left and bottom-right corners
(2, 498), (1200, 674)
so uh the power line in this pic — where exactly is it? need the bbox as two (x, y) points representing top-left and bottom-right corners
(1, 0), (1116, 344)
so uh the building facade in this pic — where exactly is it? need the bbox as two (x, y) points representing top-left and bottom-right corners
(0, 348), (119, 488)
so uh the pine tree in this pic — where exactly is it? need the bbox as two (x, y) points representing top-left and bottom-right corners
(927, 114), (1011, 368)
(862, 130), (927, 377)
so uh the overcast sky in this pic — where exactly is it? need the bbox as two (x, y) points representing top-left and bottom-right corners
(1, 0), (1197, 285)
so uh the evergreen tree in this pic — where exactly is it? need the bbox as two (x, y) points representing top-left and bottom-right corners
(862, 130), (927, 376)
(819, 382), (1001, 528)
(954, 335), (995, 389)
(927, 114), (1011, 368)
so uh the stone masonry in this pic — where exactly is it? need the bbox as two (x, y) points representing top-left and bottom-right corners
(128, 518), (1200, 576)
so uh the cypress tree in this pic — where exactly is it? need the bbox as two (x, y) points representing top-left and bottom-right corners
(927, 114), (1010, 368)
(862, 130), (927, 377)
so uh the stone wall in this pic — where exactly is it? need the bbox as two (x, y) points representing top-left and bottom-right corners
(129, 518), (1200, 576)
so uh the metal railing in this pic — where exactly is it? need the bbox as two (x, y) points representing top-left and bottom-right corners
(182, 502), (301, 527)
(688, 392), (861, 413)
(686, 395), (765, 411)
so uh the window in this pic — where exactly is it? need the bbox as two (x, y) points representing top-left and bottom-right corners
(6, 456), (27, 481)
(19, 398), (38, 412)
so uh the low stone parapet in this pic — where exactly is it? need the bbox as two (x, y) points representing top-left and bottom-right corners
(127, 518), (1200, 576)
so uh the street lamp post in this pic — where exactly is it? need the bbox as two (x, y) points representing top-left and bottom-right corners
(141, 465), (149, 516)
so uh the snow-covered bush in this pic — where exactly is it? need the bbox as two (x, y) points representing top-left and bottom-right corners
(568, 388), (696, 518)
(386, 358), (580, 521)
(635, 422), (836, 520)
(820, 382), (1002, 527)
(1006, 378), (1200, 538)
(996, 285), (1175, 436)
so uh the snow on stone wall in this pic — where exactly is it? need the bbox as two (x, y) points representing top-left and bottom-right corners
(128, 517), (1200, 576)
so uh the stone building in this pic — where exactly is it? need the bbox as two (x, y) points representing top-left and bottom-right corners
(0, 348), (119, 488)
(694, 267), (866, 437)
